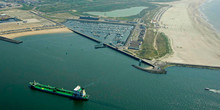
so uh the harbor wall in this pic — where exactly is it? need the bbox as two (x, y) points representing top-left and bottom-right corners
(132, 65), (166, 74)
(0, 36), (23, 44)
(69, 29), (155, 67)
(70, 29), (101, 43)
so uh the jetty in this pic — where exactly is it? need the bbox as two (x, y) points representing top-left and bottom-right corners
(0, 36), (23, 44)
(95, 43), (106, 49)
(167, 62), (220, 70)
(132, 65), (167, 74)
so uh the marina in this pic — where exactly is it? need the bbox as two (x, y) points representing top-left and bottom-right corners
(64, 19), (167, 74)
(64, 19), (134, 47)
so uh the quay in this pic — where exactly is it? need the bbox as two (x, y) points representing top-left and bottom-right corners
(0, 36), (22, 44)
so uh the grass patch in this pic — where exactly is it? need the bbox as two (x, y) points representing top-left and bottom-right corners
(156, 32), (172, 58)
(19, 4), (34, 10)
(137, 30), (172, 59)
(138, 29), (157, 59)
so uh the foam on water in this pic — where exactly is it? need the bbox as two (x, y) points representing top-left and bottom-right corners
(209, 89), (220, 94)
(200, 0), (220, 33)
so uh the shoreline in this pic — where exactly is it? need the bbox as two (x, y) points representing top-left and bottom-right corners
(1, 28), (72, 39)
(159, 0), (220, 67)
(199, 0), (220, 34)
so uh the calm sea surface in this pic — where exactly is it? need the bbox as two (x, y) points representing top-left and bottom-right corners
(86, 7), (148, 17)
(200, 0), (220, 33)
(0, 33), (220, 110)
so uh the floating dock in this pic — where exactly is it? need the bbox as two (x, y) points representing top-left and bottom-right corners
(95, 43), (106, 49)
(0, 36), (23, 44)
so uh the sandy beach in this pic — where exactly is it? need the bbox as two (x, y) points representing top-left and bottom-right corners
(159, 0), (220, 66)
(2, 28), (72, 39)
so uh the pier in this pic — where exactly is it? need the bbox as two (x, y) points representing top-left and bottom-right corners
(95, 43), (106, 49)
(0, 36), (22, 44)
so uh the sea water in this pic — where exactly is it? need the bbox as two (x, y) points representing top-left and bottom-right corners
(200, 0), (220, 33)
(0, 33), (220, 110)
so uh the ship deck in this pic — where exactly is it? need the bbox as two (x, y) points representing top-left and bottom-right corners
(32, 83), (74, 97)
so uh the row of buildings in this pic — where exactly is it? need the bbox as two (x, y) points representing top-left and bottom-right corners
(128, 25), (146, 50)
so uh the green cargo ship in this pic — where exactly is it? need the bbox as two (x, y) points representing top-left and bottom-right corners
(29, 81), (89, 100)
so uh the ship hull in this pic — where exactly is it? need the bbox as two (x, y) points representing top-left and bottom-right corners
(30, 84), (88, 100)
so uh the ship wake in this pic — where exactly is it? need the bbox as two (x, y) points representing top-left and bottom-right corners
(208, 89), (220, 94)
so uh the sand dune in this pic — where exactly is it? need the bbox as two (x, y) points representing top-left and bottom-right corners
(159, 0), (220, 66)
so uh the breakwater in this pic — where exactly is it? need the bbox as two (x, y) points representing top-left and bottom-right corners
(132, 65), (166, 74)
(0, 36), (23, 44)
(167, 62), (220, 70)
(70, 29), (101, 43)
(69, 29), (150, 64)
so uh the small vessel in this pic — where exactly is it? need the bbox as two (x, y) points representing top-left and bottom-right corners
(204, 88), (210, 90)
(29, 81), (89, 100)
(94, 43), (105, 49)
